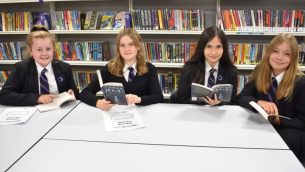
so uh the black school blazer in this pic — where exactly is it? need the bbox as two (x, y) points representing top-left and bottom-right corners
(0, 58), (79, 106)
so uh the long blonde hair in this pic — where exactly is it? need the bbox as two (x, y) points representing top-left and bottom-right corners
(250, 33), (303, 100)
(108, 28), (148, 77)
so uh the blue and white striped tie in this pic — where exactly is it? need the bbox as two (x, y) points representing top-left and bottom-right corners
(207, 68), (216, 88)
(40, 68), (50, 94)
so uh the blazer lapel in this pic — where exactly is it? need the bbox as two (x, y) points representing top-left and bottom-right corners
(52, 62), (64, 92)
(28, 58), (39, 94)
(216, 66), (225, 84)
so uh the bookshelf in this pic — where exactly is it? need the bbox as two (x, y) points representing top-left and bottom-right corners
(1, 0), (305, 96)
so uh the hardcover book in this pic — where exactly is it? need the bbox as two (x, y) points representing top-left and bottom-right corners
(191, 83), (233, 102)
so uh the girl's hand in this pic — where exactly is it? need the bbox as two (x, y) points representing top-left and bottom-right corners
(202, 94), (221, 106)
(37, 94), (58, 104)
(126, 94), (141, 105)
(96, 99), (114, 111)
(257, 100), (280, 124)
(67, 89), (75, 96)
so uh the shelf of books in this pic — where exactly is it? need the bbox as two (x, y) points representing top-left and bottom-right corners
(1, 0), (305, 98)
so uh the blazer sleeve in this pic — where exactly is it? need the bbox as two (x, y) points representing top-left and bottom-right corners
(79, 69), (103, 107)
(176, 63), (192, 104)
(64, 63), (80, 99)
(138, 64), (164, 105)
(278, 77), (305, 130)
(0, 64), (39, 106)
(237, 81), (259, 110)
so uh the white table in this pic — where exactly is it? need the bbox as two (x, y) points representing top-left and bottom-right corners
(0, 101), (79, 172)
(7, 138), (305, 172)
(45, 103), (288, 150)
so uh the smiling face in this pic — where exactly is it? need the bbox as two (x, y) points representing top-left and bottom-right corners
(30, 37), (54, 67)
(119, 35), (139, 65)
(269, 42), (291, 76)
(204, 36), (223, 67)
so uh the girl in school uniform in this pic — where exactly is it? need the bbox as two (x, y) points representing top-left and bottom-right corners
(238, 33), (305, 165)
(80, 28), (164, 110)
(175, 26), (238, 105)
(0, 25), (79, 106)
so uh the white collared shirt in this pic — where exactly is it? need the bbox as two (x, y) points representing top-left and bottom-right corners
(36, 62), (59, 94)
(272, 71), (285, 85)
(123, 63), (137, 82)
(204, 61), (219, 86)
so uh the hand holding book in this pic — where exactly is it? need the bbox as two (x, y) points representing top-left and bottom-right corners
(96, 70), (128, 105)
(249, 101), (291, 124)
(191, 83), (233, 102)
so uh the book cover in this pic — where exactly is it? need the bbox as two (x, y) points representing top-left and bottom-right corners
(191, 83), (233, 102)
(102, 82), (128, 105)
(100, 11), (116, 30)
(32, 12), (52, 30)
(102, 41), (112, 61)
(112, 11), (125, 30)
(96, 70), (127, 105)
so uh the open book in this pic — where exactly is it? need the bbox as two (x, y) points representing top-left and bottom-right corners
(96, 70), (127, 105)
(191, 83), (233, 102)
(36, 92), (76, 112)
(249, 101), (291, 120)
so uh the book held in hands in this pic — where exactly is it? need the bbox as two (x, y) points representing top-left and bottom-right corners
(249, 101), (291, 121)
(36, 92), (76, 112)
(191, 83), (233, 102)
(96, 70), (128, 105)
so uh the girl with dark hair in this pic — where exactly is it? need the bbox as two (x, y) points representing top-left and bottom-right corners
(176, 26), (238, 105)
(80, 28), (164, 110)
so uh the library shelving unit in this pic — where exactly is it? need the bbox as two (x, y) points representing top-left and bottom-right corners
(1, 0), (305, 96)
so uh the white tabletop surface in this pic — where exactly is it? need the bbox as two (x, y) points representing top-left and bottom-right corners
(45, 103), (289, 150)
(8, 138), (305, 172)
(0, 101), (79, 172)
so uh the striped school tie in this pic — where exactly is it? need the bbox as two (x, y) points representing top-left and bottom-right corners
(40, 68), (50, 94)
(207, 68), (216, 88)
(128, 67), (135, 82)
(270, 76), (278, 101)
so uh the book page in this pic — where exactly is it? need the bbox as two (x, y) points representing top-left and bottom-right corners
(249, 101), (268, 120)
(249, 101), (291, 120)
(102, 105), (144, 131)
(191, 83), (213, 102)
(0, 107), (37, 125)
(36, 92), (76, 112)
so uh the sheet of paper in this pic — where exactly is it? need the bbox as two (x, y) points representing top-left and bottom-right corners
(0, 107), (37, 125)
(103, 105), (144, 131)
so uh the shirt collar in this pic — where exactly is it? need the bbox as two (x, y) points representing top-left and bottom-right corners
(123, 63), (137, 73)
(205, 61), (219, 72)
(35, 61), (52, 73)
(272, 71), (285, 84)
